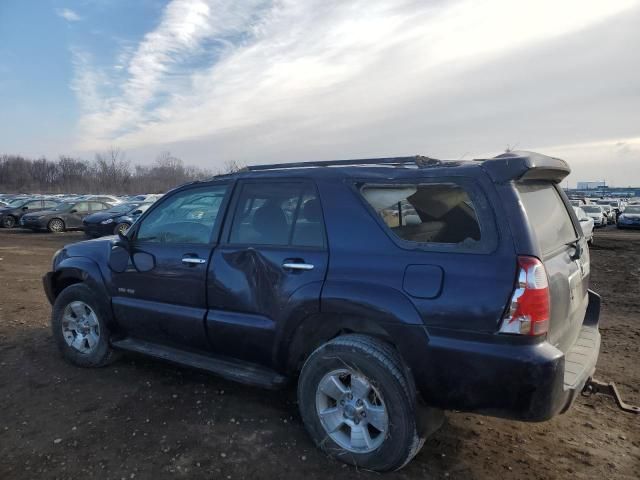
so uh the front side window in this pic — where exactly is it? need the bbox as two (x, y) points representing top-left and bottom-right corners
(24, 201), (42, 209)
(136, 185), (228, 244)
(360, 183), (481, 245)
(73, 202), (90, 212)
(229, 182), (324, 247)
(90, 202), (108, 212)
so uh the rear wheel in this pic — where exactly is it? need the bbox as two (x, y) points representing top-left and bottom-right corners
(114, 222), (131, 236)
(48, 218), (65, 233)
(2, 215), (16, 228)
(298, 334), (434, 471)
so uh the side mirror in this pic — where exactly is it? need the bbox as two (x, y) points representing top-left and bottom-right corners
(131, 209), (142, 215)
(70, 209), (78, 213)
(22, 206), (28, 211)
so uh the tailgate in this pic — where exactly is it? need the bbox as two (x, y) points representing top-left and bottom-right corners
(517, 183), (590, 352)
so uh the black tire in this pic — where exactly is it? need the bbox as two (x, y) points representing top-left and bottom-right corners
(298, 334), (428, 471)
(51, 283), (119, 367)
(113, 222), (131, 236)
(47, 218), (65, 233)
(2, 215), (16, 228)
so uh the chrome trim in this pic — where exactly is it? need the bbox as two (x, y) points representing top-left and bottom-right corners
(181, 257), (206, 265)
(282, 262), (314, 271)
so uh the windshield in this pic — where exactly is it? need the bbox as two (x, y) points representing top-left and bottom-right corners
(8, 199), (27, 207)
(624, 206), (640, 214)
(583, 206), (601, 213)
(53, 202), (73, 212)
(106, 203), (139, 214)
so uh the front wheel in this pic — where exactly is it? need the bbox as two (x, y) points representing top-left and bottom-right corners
(48, 218), (65, 233)
(113, 222), (131, 236)
(51, 284), (119, 367)
(298, 334), (434, 471)
(2, 215), (16, 228)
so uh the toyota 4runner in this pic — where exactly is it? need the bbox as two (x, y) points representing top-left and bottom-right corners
(43, 151), (600, 471)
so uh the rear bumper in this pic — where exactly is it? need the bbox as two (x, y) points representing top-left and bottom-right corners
(403, 290), (601, 421)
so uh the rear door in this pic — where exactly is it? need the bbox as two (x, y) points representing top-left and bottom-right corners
(517, 183), (589, 352)
(207, 180), (328, 366)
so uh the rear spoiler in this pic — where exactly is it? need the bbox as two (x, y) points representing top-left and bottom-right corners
(479, 151), (571, 184)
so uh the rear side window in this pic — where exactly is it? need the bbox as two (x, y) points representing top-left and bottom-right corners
(229, 182), (324, 247)
(360, 183), (481, 244)
(517, 183), (577, 254)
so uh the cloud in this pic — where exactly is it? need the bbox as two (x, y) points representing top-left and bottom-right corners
(70, 0), (640, 184)
(56, 8), (82, 22)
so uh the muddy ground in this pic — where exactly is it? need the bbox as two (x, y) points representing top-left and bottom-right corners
(0, 228), (638, 479)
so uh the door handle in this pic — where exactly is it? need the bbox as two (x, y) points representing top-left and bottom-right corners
(282, 262), (314, 271)
(182, 257), (206, 265)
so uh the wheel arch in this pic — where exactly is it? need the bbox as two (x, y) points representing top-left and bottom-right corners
(48, 257), (110, 305)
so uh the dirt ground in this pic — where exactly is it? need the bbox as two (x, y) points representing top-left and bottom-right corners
(0, 228), (638, 480)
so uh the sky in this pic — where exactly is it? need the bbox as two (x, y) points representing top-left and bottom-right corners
(0, 0), (639, 187)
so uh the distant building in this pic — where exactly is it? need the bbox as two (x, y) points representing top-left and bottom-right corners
(577, 181), (606, 190)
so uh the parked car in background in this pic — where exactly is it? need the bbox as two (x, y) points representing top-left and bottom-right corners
(573, 207), (594, 244)
(83, 202), (153, 237)
(43, 151), (599, 472)
(0, 198), (60, 228)
(79, 195), (122, 205)
(597, 203), (616, 224)
(617, 205), (640, 229)
(581, 205), (607, 228)
(21, 200), (112, 232)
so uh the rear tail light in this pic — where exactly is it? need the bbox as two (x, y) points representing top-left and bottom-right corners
(499, 256), (550, 336)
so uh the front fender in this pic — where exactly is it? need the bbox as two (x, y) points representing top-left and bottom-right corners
(45, 256), (110, 305)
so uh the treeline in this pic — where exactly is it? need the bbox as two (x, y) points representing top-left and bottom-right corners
(0, 149), (228, 194)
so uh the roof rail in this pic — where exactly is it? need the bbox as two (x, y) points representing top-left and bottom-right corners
(245, 155), (442, 171)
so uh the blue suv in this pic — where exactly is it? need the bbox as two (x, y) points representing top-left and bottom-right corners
(43, 151), (600, 471)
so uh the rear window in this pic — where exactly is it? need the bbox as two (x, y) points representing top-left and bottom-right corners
(360, 183), (481, 245)
(518, 183), (577, 254)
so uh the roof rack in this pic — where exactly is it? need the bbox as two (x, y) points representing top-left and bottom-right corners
(245, 155), (442, 171)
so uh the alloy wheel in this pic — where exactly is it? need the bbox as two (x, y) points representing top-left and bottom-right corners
(61, 301), (101, 354)
(315, 368), (388, 453)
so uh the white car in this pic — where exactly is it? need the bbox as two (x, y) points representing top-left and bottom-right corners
(581, 205), (607, 228)
(596, 202), (616, 224)
(573, 207), (594, 245)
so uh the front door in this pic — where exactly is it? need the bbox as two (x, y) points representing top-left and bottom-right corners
(111, 183), (231, 349)
(207, 180), (328, 366)
(67, 201), (90, 228)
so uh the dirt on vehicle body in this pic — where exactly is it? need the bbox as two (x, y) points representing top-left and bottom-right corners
(0, 228), (638, 479)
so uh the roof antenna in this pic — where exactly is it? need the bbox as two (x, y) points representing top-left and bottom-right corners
(505, 142), (519, 153)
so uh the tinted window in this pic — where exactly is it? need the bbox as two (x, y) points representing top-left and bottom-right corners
(43, 201), (58, 208)
(24, 201), (42, 209)
(517, 183), (577, 255)
(136, 185), (228, 244)
(229, 182), (324, 247)
(361, 183), (481, 244)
